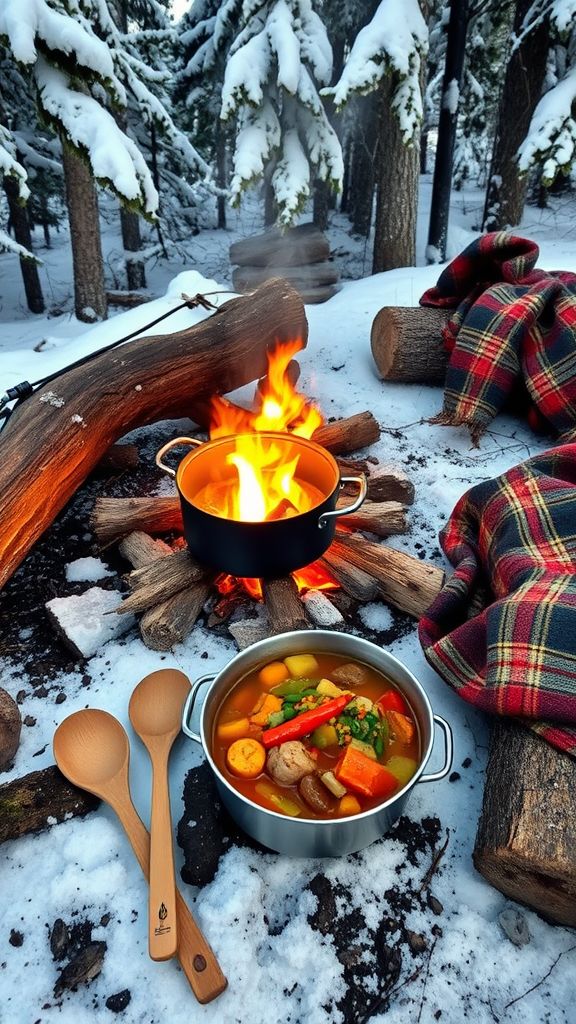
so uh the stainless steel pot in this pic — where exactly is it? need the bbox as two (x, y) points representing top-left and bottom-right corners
(182, 630), (452, 858)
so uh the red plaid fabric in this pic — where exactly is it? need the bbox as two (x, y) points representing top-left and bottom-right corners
(420, 232), (576, 443)
(419, 444), (576, 755)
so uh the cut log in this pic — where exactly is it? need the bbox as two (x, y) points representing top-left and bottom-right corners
(93, 497), (183, 546)
(118, 530), (172, 568)
(119, 550), (206, 615)
(362, 465), (415, 505)
(0, 688), (21, 770)
(94, 443), (140, 474)
(0, 277), (307, 590)
(301, 590), (344, 628)
(320, 544), (379, 603)
(139, 579), (213, 650)
(0, 765), (99, 844)
(370, 306), (451, 383)
(233, 263), (339, 292)
(263, 577), (309, 635)
(106, 290), (150, 308)
(473, 721), (576, 927)
(335, 534), (444, 618)
(228, 618), (269, 651)
(313, 412), (380, 456)
(335, 498), (408, 537)
(230, 223), (330, 268)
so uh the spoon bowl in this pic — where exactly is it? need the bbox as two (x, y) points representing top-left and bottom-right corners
(129, 668), (191, 738)
(53, 708), (130, 797)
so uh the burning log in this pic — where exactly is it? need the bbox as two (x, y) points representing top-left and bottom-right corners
(140, 579), (213, 651)
(313, 411), (380, 456)
(473, 721), (576, 927)
(320, 544), (380, 602)
(0, 766), (99, 844)
(119, 550), (206, 615)
(335, 498), (408, 537)
(371, 306), (451, 383)
(263, 577), (309, 634)
(118, 530), (172, 567)
(0, 277), (307, 590)
(335, 534), (444, 618)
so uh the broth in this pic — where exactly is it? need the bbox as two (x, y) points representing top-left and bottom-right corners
(212, 651), (421, 820)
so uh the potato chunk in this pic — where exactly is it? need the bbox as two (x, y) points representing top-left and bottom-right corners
(283, 654), (319, 678)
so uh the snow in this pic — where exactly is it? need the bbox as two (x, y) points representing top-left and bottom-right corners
(65, 557), (115, 583)
(1, 180), (576, 1021)
(45, 588), (135, 659)
(442, 79), (459, 114)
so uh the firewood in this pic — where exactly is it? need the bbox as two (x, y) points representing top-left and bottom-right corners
(363, 465), (415, 505)
(473, 721), (576, 927)
(118, 530), (172, 568)
(106, 290), (150, 308)
(320, 545), (380, 603)
(335, 534), (444, 618)
(228, 618), (269, 651)
(335, 498), (408, 537)
(313, 411), (380, 455)
(230, 222), (330, 268)
(139, 579), (213, 650)
(0, 765), (99, 844)
(0, 688), (21, 770)
(263, 577), (309, 634)
(298, 286), (340, 305)
(233, 263), (339, 293)
(94, 443), (140, 474)
(92, 497), (183, 545)
(301, 590), (344, 627)
(370, 306), (451, 383)
(0, 277), (308, 589)
(335, 457), (375, 477)
(119, 550), (206, 615)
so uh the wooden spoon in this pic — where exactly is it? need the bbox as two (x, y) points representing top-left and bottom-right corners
(53, 709), (227, 1003)
(128, 668), (190, 962)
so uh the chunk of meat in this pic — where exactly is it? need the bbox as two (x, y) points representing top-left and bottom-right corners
(331, 662), (371, 687)
(266, 740), (316, 786)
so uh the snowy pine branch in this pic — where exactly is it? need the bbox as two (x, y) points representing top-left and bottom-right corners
(517, 64), (576, 183)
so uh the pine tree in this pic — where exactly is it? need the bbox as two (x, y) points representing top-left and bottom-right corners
(213, 0), (343, 225)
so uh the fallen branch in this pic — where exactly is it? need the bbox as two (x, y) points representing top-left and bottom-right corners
(0, 766), (99, 844)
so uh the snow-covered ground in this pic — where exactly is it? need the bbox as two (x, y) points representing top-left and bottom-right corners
(1, 181), (575, 1023)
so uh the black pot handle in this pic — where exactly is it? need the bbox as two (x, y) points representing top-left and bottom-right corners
(318, 474), (367, 529)
(156, 436), (203, 477)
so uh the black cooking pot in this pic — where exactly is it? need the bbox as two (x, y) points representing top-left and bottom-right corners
(155, 432), (367, 578)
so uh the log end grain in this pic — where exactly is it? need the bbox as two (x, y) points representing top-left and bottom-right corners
(0, 688), (21, 770)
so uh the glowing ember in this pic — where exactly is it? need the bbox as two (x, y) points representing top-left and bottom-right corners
(202, 339), (324, 523)
(215, 561), (338, 602)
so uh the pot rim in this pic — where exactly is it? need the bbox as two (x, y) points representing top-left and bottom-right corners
(190, 630), (439, 827)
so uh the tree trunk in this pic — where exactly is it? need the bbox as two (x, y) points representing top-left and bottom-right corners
(349, 95), (378, 237)
(3, 176), (45, 313)
(120, 206), (146, 290)
(482, 0), (550, 231)
(372, 79), (419, 272)
(215, 123), (227, 230)
(61, 144), (107, 321)
(426, 0), (468, 263)
(150, 123), (168, 259)
(313, 179), (330, 230)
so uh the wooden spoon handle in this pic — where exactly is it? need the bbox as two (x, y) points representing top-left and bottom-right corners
(148, 756), (178, 961)
(113, 794), (227, 1002)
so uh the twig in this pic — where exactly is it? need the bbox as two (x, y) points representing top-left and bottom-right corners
(420, 828), (450, 892)
(503, 944), (576, 1012)
(354, 965), (424, 1024)
(416, 937), (439, 1024)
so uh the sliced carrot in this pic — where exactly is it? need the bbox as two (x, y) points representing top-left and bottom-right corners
(385, 710), (416, 745)
(226, 737), (266, 778)
(338, 794), (361, 817)
(216, 717), (251, 743)
(249, 692), (283, 726)
(259, 661), (289, 688)
(335, 745), (398, 800)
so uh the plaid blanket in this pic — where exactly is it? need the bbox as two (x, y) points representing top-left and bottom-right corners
(419, 444), (576, 755)
(420, 232), (576, 443)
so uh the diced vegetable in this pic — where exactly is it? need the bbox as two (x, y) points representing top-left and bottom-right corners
(335, 745), (398, 799)
(255, 780), (302, 816)
(270, 677), (316, 696)
(385, 710), (416, 745)
(261, 695), (352, 749)
(338, 794), (362, 816)
(386, 755), (418, 787)
(349, 737), (377, 760)
(259, 662), (289, 688)
(348, 695), (373, 714)
(331, 663), (371, 687)
(316, 679), (344, 697)
(377, 689), (409, 715)
(249, 693), (283, 726)
(310, 723), (338, 749)
(216, 717), (251, 743)
(321, 771), (347, 798)
(226, 738), (266, 778)
(283, 653), (319, 678)
(267, 706), (298, 729)
(282, 689), (319, 703)
(298, 774), (336, 814)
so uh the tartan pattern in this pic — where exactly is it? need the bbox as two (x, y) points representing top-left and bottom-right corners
(420, 232), (576, 442)
(418, 444), (576, 755)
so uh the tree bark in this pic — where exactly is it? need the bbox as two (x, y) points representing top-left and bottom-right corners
(3, 176), (45, 313)
(120, 206), (146, 290)
(215, 124), (227, 230)
(371, 306), (451, 382)
(350, 94), (379, 237)
(426, 0), (468, 263)
(373, 78), (420, 272)
(0, 766), (99, 844)
(482, 1), (550, 231)
(0, 277), (307, 589)
(61, 144), (108, 321)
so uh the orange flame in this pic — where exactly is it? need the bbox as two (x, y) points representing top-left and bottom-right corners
(201, 339), (324, 523)
(215, 561), (338, 602)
